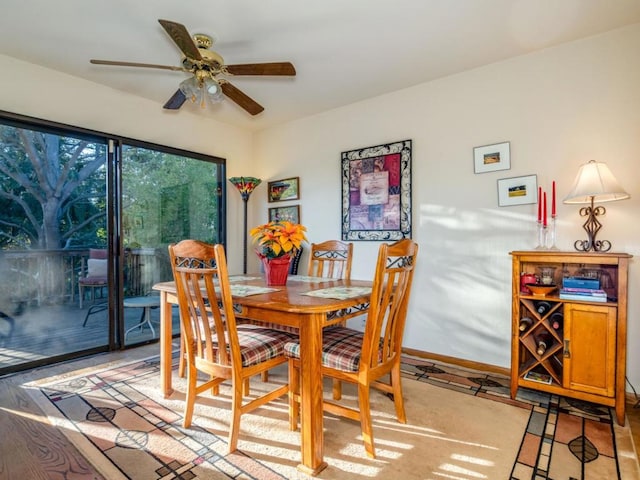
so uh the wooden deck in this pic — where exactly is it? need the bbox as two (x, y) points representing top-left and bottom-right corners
(0, 297), (180, 373)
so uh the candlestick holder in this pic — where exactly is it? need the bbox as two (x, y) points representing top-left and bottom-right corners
(535, 222), (546, 249)
(546, 216), (559, 250)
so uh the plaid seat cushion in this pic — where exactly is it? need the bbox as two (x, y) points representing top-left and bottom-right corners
(284, 326), (374, 372)
(221, 324), (296, 367)
(246, 320), (299, 335)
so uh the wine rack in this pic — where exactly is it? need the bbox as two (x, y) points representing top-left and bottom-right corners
(518, 299), (564, 384)
(510, 251), (631, 426)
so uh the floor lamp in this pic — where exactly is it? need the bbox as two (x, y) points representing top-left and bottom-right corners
(228, 176), (262, 274)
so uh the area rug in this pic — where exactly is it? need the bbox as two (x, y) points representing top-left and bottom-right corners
(23, 353), (639, 479)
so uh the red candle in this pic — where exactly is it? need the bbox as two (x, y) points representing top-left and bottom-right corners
(551, 181), (556, 217)
(543, 191), (547, 227)
(537, 187), (542, 223)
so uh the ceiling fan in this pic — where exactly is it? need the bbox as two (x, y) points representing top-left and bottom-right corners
(90, 19), (296, 115)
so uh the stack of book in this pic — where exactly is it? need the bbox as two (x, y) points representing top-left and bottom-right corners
(559, 287), (608, 302)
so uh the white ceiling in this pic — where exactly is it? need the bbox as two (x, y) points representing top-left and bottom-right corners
(2, 1), (640, 132)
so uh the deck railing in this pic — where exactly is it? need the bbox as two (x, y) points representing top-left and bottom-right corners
(0, 248), (170, 313)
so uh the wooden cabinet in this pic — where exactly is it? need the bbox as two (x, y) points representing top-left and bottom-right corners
(510, 251), (631, 425)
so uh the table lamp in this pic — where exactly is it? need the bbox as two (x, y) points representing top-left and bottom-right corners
(563, 160), (629, 252)
(229, 176), (262, 273)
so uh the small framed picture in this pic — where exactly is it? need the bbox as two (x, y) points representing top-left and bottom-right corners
(474, 141), (510, 174)
(269, 205), (300, 223)
(268, 177), (300, 202)
(497, 174), (537, 207)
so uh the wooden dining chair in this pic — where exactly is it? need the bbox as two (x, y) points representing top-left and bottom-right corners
(285, 238), (418, 458)
(308, 240), (353, 280)
(307, 239), (356, 397)
(178, 246), (306, 381)
(260, 240), (354, 385)
(168, 239), (295, 452)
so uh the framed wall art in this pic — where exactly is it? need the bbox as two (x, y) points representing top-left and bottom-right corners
(267, 177), (300, 202)
(341, 139), (412, 241)
(473, 141), (510, 174)
(268, 205), (300, 223)
(497, 174), (537, 207)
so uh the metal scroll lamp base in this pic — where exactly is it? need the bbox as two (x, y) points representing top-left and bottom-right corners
(573, 196), (611, 253)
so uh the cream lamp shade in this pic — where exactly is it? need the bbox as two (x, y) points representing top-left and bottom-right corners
(563, 160), (629, 252)
(564, 160), (630, 204)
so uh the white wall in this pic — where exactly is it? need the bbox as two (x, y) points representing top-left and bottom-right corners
(0, 54), (254, 273)
(253, 25), (640, 386)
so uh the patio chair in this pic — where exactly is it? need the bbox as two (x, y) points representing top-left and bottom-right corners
(168, 240), (295, 452)
(78, 249), (108, 308)
(285, 238), (418, 458)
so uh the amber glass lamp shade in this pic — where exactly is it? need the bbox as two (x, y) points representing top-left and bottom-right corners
(229, 176), (262, 273)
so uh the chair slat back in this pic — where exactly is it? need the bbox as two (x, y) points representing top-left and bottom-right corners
(308, 240), (353, 279)
(360, 239), (418, 371)
(168, 240), (241, 376)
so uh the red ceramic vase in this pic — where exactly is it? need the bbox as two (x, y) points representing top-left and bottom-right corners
(260, 254), (291, 286)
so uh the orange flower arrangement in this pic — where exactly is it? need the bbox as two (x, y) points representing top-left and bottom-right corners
(250, 221), (308, 259)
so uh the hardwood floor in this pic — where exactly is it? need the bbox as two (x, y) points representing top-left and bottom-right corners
(1, 345), (638, 479)
(0, 344), (157, 479)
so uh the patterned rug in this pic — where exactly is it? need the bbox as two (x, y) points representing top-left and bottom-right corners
(24, 353), (639, 479)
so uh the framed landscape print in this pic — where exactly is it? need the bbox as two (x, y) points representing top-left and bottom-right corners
(269, 205), (300, 223)
(341, 139), (412, 241)
(267, 177), (300, 202)
(497, 174), (537, 207)
(474, 141), (510, 174)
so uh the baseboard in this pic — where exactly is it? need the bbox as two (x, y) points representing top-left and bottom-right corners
(402, 348), (640, 404)
(401, 347), (510, 377)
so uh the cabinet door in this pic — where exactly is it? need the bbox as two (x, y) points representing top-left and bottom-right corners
(563, 303), (617, 397)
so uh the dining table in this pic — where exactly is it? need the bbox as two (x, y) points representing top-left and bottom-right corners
(152, 274), (372, 475)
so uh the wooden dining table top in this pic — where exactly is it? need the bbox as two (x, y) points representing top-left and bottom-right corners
(153, 274), (373, 317)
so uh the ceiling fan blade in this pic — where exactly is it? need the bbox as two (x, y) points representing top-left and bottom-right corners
(220, 82), (264, 115)
(90, 59), (187, 72)
(225, 62), (296, 76)
(163, 90), (187, 110)
(158, 19), (202, 61)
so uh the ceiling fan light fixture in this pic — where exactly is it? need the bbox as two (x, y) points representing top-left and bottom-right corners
(179, 77), (199, 101)
(179, 75), (223, 108)
(203, 77), (224, 102)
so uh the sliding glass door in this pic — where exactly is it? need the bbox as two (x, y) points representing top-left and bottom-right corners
(0, 112), (226, 374)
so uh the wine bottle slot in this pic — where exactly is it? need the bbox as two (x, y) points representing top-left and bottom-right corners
(534, 301), (552, 315)
(550, 312), (564, 332)
(519, 317), (534, 332)
(536, 332), (553, 356)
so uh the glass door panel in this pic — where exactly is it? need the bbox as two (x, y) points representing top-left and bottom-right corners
(121, 144), (225, 346)
(0, 123), (108, 373)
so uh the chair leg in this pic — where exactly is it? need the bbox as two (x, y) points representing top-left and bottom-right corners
(261, 371), (269, 382)
(243, 378), (250, 396)
(228, 377), (244, 453)
(332, 378), (342, 400)
(358, 383), (376, 458)
(178, 337), (186, 378)
(183, 365), (197, 428)
(288, 360), (300, 431)
(390, 364), (407, 423)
